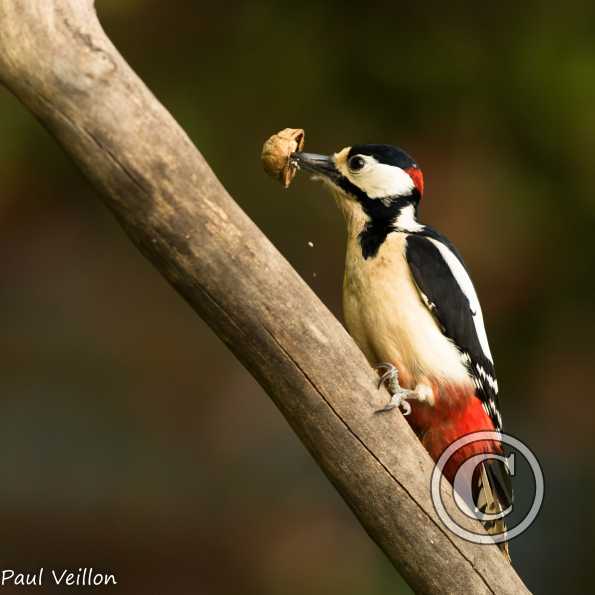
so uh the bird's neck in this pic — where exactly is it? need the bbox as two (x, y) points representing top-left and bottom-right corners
(357, 195), (422, 259)
(391, 202), (423, 232)
(332, 186), (423, 259)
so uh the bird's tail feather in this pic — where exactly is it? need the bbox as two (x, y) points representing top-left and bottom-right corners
(473, 458), (513, 562)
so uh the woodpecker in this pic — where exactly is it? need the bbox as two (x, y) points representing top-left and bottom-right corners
(292, 145), (512, 558)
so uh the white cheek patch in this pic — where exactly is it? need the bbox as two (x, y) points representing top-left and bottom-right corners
(344, 160), (415, 199)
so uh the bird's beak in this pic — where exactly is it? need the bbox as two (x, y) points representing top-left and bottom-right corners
(290, 152), (340, 182)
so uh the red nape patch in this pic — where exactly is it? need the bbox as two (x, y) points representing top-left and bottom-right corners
(405, 167), (424, 196)
(407, 384), (500, 483)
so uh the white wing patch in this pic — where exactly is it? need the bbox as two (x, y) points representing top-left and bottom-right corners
(428, 239), (494, 363)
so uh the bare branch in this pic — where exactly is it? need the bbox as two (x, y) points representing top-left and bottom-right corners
(0, 2), (530, 593)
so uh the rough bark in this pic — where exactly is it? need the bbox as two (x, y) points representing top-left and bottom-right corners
(0, 1), (530, 593)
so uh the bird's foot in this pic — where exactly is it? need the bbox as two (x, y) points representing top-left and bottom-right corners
(375, 390), (416, 415)
(374, 362), (417, 416)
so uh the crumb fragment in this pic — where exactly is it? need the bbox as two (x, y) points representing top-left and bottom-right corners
(307, 241), (314, 248)
(261, 128), (305, 188)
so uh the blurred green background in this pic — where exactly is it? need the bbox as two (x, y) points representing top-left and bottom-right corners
(1, 1), (593, 593)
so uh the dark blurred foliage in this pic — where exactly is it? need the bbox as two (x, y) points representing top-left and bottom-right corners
(1, 1), (594, 593)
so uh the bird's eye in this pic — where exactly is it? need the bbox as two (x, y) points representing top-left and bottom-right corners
(348, 155), (366, 172)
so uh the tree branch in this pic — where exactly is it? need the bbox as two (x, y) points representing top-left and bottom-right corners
(0, 1), (530, 593)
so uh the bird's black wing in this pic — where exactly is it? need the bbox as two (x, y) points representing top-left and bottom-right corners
(405, 230), (512, 540)
(405, 231), (502, 430)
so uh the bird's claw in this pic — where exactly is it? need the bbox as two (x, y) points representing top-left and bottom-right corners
(375, 389), (414, 416)
(374, 362), (399, 392)
(376, 368), (395, 390)
(374, 363), (415, 416)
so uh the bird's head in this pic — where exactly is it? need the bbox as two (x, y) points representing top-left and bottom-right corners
(291, 144), (424, 233)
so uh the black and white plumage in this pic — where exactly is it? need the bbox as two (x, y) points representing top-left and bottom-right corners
(294, 144), (502, 431)
(405, 229), (502, 431)
(292, 143), (512, 558)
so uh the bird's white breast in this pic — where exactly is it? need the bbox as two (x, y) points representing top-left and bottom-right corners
(342, 231), (471, 387)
